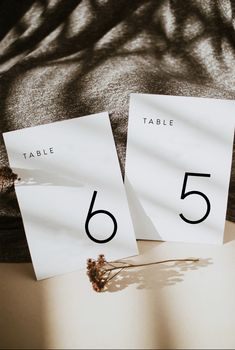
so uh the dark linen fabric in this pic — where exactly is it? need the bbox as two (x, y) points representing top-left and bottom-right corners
(0, 0), (234, 262)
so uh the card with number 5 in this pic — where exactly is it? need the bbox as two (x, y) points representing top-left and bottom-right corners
(125, 93), (235, 244)
(3, 112), (138, 280)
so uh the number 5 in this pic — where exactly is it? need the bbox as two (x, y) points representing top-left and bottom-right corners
(179, 172), (211, 224)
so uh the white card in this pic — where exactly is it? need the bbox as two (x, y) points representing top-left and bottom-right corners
(125, 94), (235, 244)
(3, 112), (138, 280)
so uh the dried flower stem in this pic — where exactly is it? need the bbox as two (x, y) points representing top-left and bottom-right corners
(101, 258), (199, 273)
(87, 255), (199, 292)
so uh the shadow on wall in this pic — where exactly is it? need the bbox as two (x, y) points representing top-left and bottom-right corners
(0, 263), (47, 349)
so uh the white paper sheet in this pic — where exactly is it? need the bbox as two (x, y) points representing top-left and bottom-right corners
(125, 94), (235, 244)
(3, 112), (138, 279)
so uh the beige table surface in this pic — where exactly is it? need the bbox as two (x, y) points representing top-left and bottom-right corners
(0, 221), (235, 349)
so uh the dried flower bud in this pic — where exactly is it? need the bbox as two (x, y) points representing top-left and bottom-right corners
(86, 257), (110, 292)
(0, 166), (19, 192)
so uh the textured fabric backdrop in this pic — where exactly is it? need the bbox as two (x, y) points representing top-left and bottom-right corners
(0, 0), (234, 262)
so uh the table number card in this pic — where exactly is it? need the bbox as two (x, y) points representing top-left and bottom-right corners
(125, 94), (235, 244)
(3, 113), (138, 280)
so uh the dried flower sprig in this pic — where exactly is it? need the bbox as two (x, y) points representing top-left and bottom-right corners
(87, 254), (199, 292)
(0, 166), (20, 192)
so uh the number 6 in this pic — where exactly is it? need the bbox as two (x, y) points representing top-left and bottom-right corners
(85, 191), (118, 243)
(179, 172), (211, 224)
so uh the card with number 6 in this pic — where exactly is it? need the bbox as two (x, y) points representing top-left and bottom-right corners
(125, 93), (235, 244)
(3, 113), (138, 280)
